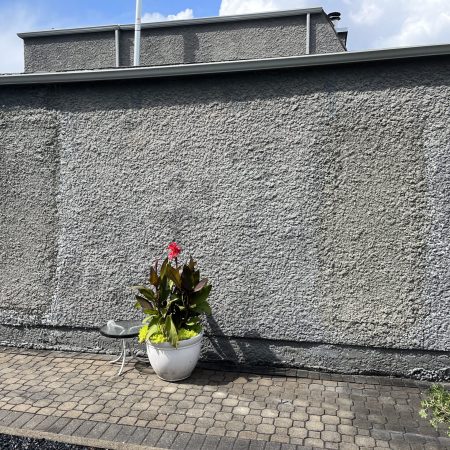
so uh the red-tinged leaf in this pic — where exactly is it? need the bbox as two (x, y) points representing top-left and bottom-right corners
(166, 265), (182, 288)
(160, 258), (169, 278)
(149, 266), (159, 287)
(194, 278), (208, 292)
(181, 264), (195, 290)
(188, 256), (196, 270)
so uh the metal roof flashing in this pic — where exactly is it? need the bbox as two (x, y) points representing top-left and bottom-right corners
(17, 7), (324, 39)
(336, 28), (349, 49)
(1, 44), (450, 86)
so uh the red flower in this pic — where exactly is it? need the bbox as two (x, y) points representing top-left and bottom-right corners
(167, 242), (181, 260)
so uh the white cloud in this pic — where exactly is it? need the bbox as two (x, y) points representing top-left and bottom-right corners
(379, 2), (450, 47)
(219, 0), (450, 50)
(345, 0), (450, 47)
(142, 8), (194, 23)
(349, 0), (383, 25)
(219, 0), (309, 16)
(0, 5), (38, 74)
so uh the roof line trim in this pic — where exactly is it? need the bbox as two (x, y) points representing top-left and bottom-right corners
(17, 7), (324, 38)
(1, 44), (450, 86)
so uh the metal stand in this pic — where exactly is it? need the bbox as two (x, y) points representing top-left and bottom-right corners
(110, 338), (134, 376)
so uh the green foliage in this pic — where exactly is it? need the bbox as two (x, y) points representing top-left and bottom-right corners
(419, 384), (450, 436)
(132, 252), (212, 348)
(143, 328), (199, 344)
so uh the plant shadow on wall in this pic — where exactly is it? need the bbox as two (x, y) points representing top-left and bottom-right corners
(204, 315), (282, 370)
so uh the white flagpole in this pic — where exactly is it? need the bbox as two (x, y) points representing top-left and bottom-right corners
(134, 0), (142, 66)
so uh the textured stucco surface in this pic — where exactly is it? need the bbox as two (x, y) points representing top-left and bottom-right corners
(0, 96), (59, 324)
(0, 58), (449, 378)
(21, 13), (345, 73)
(310, 14), (346, 54)
(24, 32), (116, 73)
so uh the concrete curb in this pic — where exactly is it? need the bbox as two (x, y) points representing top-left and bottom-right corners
(0, 425), (165, 450)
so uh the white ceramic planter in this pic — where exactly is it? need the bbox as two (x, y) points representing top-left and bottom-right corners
(146, 331), (203, 382)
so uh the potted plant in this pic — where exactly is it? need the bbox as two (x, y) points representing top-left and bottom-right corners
(132, 242), (212, 381)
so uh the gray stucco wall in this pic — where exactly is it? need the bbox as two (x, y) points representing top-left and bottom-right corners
(22, 13), (345, 73)
(1, 58), (449, 379)
(119, 14), (344, 67)
(0, 100), (59, 324)
(310, 14), (345, 54)
(24, 32), (116, 73)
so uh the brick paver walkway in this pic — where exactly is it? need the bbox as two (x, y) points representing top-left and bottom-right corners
(0, 347), (448, 449)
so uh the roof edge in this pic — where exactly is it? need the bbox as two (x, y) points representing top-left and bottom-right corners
(1, 44), (450, 86)
(17, 7), (324, 39)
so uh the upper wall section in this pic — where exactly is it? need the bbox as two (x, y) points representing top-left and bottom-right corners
(19, 9), (346, 73)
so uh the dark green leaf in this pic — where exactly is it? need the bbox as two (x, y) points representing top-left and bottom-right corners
(192, 284), (212, 305)
(131, 285), (155, 301)
(147, 323), (160, 337)
(135, 295), (153, 310)
(165, 315), (178, 347)
(185, 322), (202, 333)
(159, 276), (170, 303)
(193, 300), (212, 315)
(143, 315), (158, 324)
(167, 295), (182, 309)
(186, 317), (200, 326)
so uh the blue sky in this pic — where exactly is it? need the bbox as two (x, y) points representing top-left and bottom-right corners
(1, 0), (450, 73)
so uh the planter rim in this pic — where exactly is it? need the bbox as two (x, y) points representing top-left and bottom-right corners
(146, 330), (203, 351)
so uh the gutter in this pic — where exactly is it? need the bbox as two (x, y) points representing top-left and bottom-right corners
(1, 44), (450, 86)
(17, 7), (324, 38)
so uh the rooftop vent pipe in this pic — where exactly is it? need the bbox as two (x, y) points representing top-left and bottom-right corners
(327, 11), (341, 26)
(134, 0), (142, 66)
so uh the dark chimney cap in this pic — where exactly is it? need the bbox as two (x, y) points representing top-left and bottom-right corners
(328, 12), (341, 22)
